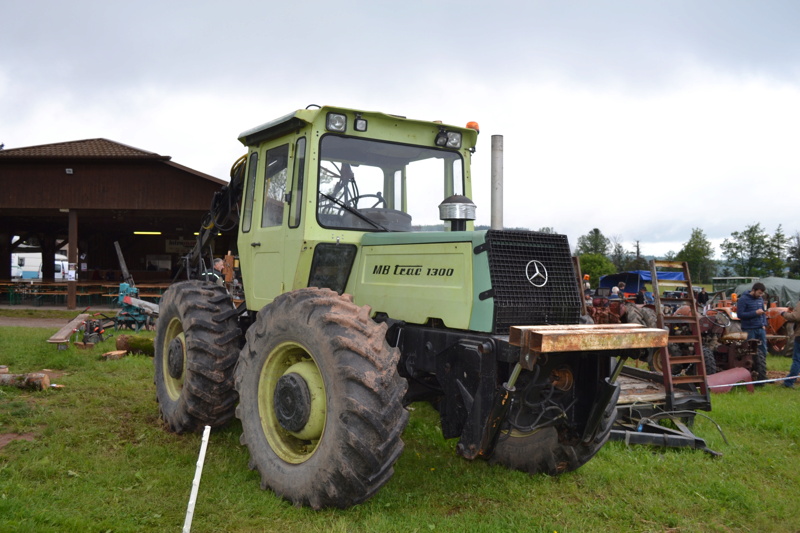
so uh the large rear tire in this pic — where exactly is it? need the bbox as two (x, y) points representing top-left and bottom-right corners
(489, 374), (620, 475)
(625, 305), (658, 329)
(703, 346), (718, 375)
(234, 288), (408, 509)
(755, 344), (768, 382)
(625, 306), (659, 363)
(647, 345), (686, 375)
(153, 281), (241, 433)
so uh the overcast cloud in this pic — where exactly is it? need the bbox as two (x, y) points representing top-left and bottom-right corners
(2, 0), (799, 258)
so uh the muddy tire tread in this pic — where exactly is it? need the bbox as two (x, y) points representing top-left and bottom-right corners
(154, 280), (241, 433)
(234, 287), (408, 509)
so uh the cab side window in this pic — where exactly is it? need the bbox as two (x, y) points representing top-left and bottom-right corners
(241, 152), (259, 233)
(261, 144), (289, 228)
(288, 137), (306, 228)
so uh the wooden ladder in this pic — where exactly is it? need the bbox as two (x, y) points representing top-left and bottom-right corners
(649, 260), (711, 411)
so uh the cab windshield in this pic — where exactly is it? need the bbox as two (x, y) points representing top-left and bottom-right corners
(316, 135), (464, 232)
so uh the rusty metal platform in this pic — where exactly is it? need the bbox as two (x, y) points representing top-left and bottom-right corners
(509, 323), (668, 354)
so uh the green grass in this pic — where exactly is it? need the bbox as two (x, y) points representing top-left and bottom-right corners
(2, 324), (800, 532)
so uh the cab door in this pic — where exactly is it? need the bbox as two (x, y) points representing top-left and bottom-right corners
(238, 143), (290, 308)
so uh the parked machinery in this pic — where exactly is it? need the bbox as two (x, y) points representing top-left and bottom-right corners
(152, 106), (666, 509)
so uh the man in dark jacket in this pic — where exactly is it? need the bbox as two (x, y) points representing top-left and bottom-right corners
(635, 287), (647, 304)
(737, 282), (768, 381)
(781, 301), (800, 388)
(697, 287), (709, 307)
(202, 258), (225, 286)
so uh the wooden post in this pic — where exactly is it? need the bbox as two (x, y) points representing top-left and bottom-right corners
(67, 209), (78, 310)
(223, 250), (235, 283)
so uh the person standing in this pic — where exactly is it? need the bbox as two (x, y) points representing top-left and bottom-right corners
(635, 287), (647, 304)
(737, 282), (768, 382)
(697, 287), (709, 307)
(203, 258), (225, 285)
(780, 300), (800, 388)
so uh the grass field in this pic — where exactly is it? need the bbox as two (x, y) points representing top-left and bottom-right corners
(1, 323), (799, 532)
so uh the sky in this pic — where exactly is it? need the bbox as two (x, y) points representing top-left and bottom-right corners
(2, 0), (799, 259)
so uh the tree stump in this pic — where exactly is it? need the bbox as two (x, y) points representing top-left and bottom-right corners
(101, 350), (128, 361)
(115, 335), (155, 356)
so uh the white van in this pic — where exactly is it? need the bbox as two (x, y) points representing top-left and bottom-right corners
(12, 253), (69, 279)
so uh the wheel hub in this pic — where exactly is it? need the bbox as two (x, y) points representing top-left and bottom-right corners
(274, 372), (312, 433)
(167, 337), (185, 380)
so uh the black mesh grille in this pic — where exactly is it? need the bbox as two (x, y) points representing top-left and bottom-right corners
(485, 230), (582, 334)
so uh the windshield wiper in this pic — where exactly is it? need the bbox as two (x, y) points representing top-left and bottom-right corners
(319, 193), (388, 232)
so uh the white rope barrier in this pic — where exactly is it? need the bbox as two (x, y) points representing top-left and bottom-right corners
(708, 375), (797, 389)
(183, 425), (211, 533)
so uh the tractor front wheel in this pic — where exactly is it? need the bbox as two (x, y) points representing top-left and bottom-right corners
(153, 281), (241, 433)
(235, 288), (408, 509)
(489, 372), (620, 475)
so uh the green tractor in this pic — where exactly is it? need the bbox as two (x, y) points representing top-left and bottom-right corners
(154, 105), (666, 509)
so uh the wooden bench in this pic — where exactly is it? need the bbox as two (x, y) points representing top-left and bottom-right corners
(33, 291), (70, 306)
(47, 314), (90, 350)
(77, 290), (105, 305)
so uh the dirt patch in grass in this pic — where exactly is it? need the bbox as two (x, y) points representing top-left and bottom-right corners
(0, 316), (72, 329)
(0, 432), (35, 450)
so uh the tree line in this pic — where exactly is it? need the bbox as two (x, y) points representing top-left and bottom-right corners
(569, 224), (800, 286)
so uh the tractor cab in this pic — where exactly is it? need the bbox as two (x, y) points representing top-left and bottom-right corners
(235, 106), (479, 311)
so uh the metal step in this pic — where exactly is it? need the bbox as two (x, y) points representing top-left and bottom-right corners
(668, 355), (703, 364)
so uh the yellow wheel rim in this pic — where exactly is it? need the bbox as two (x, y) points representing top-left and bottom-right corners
(161, 317), (186, 401)
(259, 342), (326, 464)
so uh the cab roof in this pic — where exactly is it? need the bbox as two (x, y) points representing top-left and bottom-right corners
(238, 105), (477, 148)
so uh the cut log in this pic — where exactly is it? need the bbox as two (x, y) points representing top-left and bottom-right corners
(0, 365), (8, 374)
(101, 350), (128, 361)
(0, 373), (51, 391)
(116, 335), (154, 356)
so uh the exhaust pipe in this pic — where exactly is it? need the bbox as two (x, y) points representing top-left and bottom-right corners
(491, 135), (503, 230)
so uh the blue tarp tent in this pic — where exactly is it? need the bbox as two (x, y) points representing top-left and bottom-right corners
(599, 270), (685, 294)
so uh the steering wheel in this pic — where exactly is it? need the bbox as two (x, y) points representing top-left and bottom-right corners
(320, 163), (358, 205)
(353, 193), (386, 209)
(702, 308), (732, 328)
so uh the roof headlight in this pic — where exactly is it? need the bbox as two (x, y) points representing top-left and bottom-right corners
(446, 131), (462, 149)
(354, 114), (368, 132)
(434, 129), (462, 149)
(326, 112), (347, 132)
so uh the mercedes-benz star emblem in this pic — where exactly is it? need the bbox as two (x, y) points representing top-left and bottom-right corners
(525, 260), (548, 288)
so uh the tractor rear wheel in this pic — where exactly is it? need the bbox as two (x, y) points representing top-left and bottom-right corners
(625, 306), (659, 363)
(755, 344), (768, 382)
(153, 281), (241, 433)
(489, 375), (620, 475)
(625, 305), (658, 328)
(647, 345), (686, 375)
(703, 346), (718, 375)
(235, 288), (408, 509)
